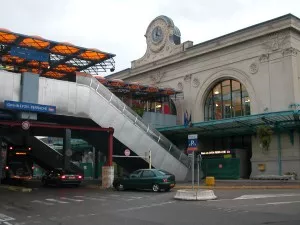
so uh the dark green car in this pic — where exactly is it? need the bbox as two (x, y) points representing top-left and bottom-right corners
(113, 169), (176, 192)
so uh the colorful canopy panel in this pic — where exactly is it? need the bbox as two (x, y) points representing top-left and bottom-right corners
(0, 28), (115, 79)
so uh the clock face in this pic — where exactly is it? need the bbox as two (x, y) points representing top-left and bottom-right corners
(147, 19), (168, 53)
(151, 26), (164, 43)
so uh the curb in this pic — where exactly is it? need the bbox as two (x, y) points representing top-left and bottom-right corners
(173, 185), (300, 190)
(174, 189), (217, 201)
(0, 185), (32, 192)
(85, 185), (115, 191)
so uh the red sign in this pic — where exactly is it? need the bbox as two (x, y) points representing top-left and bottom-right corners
(21, 121), (30, 130)
(124, 149), (130, 156)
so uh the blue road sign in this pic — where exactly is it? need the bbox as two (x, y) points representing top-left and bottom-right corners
(4, 100), (56, 114)
(187, 134), (198, 154)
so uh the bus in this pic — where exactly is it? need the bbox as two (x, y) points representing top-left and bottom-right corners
(1, 141), (33, 184)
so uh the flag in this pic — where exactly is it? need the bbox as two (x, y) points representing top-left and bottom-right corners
(184, 110), (188, 126)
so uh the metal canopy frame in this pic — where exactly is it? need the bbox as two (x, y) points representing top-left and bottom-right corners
(157, 110), (300, 138)
(0, 28), (116, 80)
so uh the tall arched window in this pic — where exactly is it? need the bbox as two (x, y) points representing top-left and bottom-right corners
(204, 79), (250, 121)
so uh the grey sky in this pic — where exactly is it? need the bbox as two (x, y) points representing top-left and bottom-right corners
(1, 0), (299, 75)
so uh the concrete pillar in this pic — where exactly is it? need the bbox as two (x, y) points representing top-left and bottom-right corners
(63, 129), (72, 172)
(102, 128), (114, 188)
(94, 149), (99, 179)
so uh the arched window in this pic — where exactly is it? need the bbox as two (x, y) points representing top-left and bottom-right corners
(204, 79), (250, 121)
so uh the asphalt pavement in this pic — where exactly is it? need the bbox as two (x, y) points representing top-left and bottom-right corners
(1, 186), (300, 225)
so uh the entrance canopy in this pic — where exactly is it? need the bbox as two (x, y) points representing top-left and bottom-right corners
(0, 28), (115, 80)
(157, 110), (300, 138)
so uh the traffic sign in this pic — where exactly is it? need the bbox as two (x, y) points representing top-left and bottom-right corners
(21, 121), (30, 130)
(187, 134), (198, 154)
(124, 149), (130, 156)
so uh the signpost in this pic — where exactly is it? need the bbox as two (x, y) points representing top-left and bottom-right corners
(187, 134), (198, 190)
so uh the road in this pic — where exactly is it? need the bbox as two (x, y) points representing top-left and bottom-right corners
(0, 186), (300, 225)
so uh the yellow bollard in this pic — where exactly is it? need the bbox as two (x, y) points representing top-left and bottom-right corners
(205, 176), (215, 186)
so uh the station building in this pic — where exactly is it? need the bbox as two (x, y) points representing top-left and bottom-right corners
(108, 14), (300, 179)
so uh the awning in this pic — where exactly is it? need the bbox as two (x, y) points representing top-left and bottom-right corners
(0, 28), (115, 79)
(157, 110), (300, 138)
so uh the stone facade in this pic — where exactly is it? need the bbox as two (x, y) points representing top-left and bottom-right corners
(109, 14), (300, 178)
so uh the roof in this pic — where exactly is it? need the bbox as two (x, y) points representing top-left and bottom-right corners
(0, 28), (115, 80)
(158, 110), (300, 138)
(94, 75), (181, 98)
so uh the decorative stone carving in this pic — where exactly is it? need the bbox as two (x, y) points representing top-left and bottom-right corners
(184, 74), (192, 83)
(192, 78), (200, 88)
(259, 54), (269, 63)
(177, 82), (183, 91)
(282, 47), (298, 57)
(150, 71), (165, 84)
(263, 31), (289, 52)
(249, 62), (259, 74)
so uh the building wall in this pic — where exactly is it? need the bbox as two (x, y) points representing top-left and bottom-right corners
(251, 132), (300, 177)
(111, 15), (300, 177)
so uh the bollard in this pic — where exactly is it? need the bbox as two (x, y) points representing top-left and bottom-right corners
(205, 176), (215, 186)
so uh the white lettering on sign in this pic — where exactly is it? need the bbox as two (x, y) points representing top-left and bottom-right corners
(188, 134), (198, 139)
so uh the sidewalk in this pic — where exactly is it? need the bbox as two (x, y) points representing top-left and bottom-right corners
(174, 180), (300, 189)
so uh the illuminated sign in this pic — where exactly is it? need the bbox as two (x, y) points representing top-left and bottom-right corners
(15, 152), (27, 155)
(201, 150), (231, 155)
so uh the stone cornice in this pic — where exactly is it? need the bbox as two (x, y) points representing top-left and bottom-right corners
(111, 14), (300, 80)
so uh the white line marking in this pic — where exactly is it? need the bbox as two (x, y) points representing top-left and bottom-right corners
(0, 213), (15, 222)
(256, 200), (300, 206)
(109, 194), (120, 197)
(3, 222), (13, 225)
(117, 201), (176, 212)
(61, 197), (84, 202)
(31, 200), (54, 206)
(77, 197), (106, 201)
(234, 193), (300, 200)
(45, 199), (69, 204)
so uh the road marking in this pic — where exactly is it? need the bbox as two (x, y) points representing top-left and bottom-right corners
(3, 222), (14, 225)
(75, 196), (106, 201)
(109, 194), (120, 197)
(117, 201), (176, 212)
(234, 193), (300, 200)
(0, 214), (15, 222)
(31, 200), (54, 206)
(60, 197), (84, 202)
(256, 200), (300, 206)
(45, 199), (69, 204)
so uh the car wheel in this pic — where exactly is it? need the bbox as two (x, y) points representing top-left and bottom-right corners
(152, 184), (160, 192)
(116, 183), (124, 191)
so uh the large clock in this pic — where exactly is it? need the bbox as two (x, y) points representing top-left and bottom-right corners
(146, 19), (168, 53)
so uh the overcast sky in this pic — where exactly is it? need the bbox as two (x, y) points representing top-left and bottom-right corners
(1, 0), (300, 76)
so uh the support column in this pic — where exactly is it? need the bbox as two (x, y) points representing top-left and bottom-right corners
(63, 129), (72, 172)
(277, 132), (282, 176)
(94, 148), (99, 179)
(102, 128), (114, 188)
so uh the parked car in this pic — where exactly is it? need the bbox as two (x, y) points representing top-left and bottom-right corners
(113, 169), (176, 192)
(42, 168), (83, 187)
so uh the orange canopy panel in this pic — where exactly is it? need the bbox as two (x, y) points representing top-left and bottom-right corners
(80, 49), (107, 60)
(51, 43), (80, 55)
(0, 29), (18, 44)
(44, 71), (65, 79)
(19, 36), (50, 49)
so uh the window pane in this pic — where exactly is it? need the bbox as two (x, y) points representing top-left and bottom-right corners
(233, 105), (242, 117)
(222, 80), (230, 87)
(222, 85), (230, 101)
(232, 80), (240, 91)
(232, 91), (241, 106)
